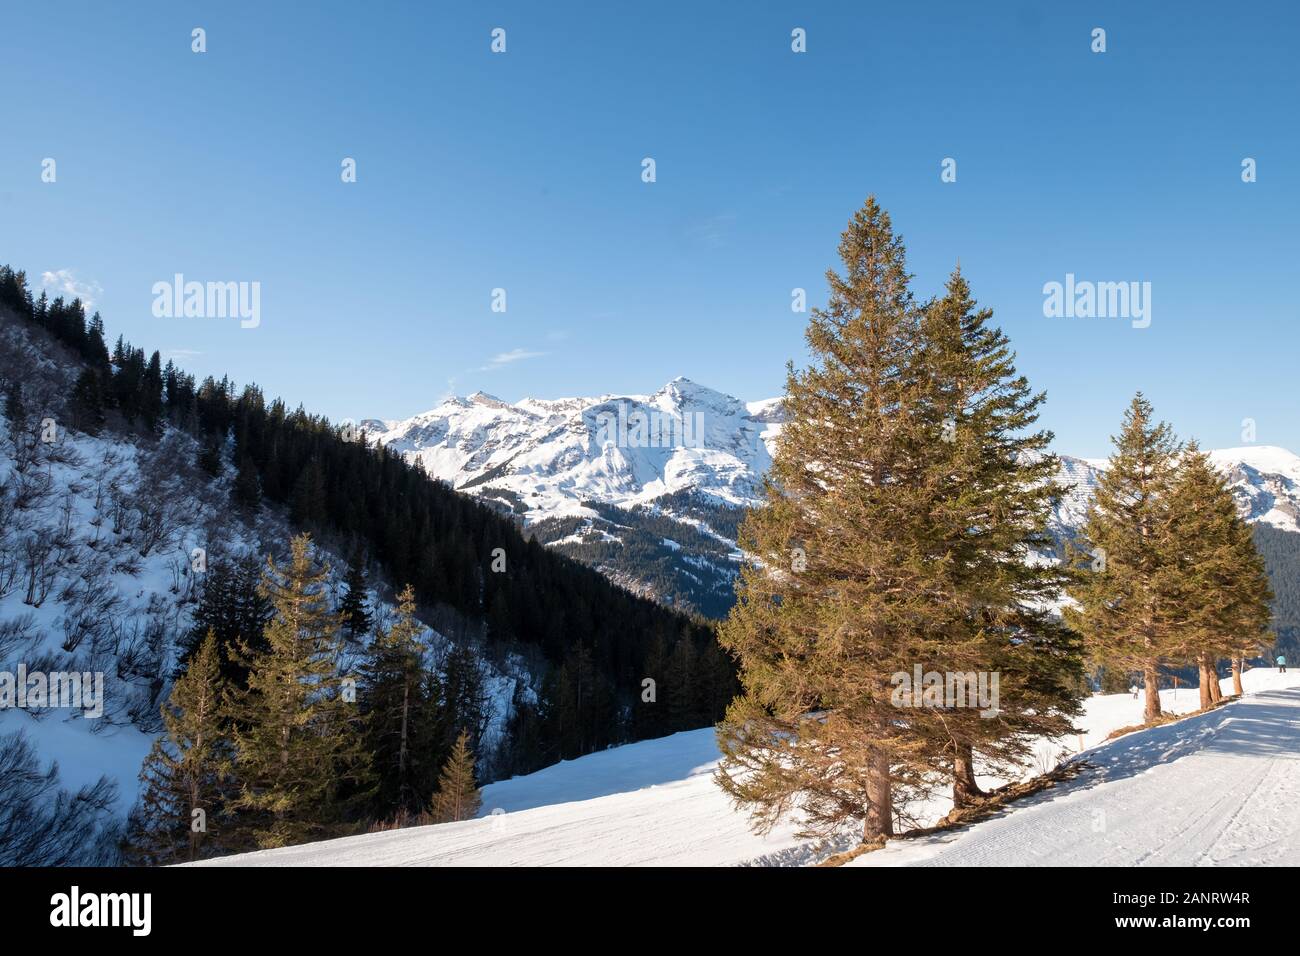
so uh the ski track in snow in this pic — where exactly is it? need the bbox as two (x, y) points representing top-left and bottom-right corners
(195, 669), (1300, 867)
(857, 683), (1300, 868)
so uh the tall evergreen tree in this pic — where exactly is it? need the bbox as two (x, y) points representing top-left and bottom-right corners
(175, 553), (272, 688)
(339, 548), (373, 642)
(666, 632), (699, 731)
(914, 269), (1083, 806)
(442, 640), (489, 747)
(142, 350), (165, 430)
(1164, 444), (1274, 707)
(290, 458), (327, 527)
(228, 535), (371, 848)
(360, 585), (431, 816)
(716, 197), (948, 842)
(1065, 394), (1182, 723)
(232, 454), (262, 512)
(131, 631), (230, 864)
(197, 436), (223, 477)
(69, 368), (106, 434)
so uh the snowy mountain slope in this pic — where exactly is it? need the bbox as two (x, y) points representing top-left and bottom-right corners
(371, 382), (1300, 612)
(0, 419), (525, 826)
(367, 379), (778, 615)
(0, 316), (527, 854)
(1207, 447), (1300, 531)
(194, 667), (1300, 867)
(370, 379), (777, 516)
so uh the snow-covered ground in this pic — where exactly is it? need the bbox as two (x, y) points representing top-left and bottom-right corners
(196, 666), (1300, 867)
(860, 674), (1300, 867)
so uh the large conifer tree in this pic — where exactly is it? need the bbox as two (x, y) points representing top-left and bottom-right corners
(1066, 394), (1181, 723)
(1164, 444), (1273, 707)
(717, 197), (946, 842)
(915, 270), (1083, 806)
(360, 585), (434, 816)
(228, 535), (372, 848)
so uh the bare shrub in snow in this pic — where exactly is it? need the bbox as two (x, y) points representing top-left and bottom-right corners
(0, 731), (123, 866)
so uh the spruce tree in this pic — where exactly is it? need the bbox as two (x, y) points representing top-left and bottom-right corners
(232, 455), (262, 512)
(666, 633), (698, 731)
(360, 585), (430, 816)
(290, 458), (327, 527)
(175, 553), (272, 687)
(69, 368), (105, 434)
(228, 535), (372, 848)
(429, 729), (481, 823)
(1065, 394), (1181, 723)
(142, 350), (165, 430)
(132, 631), (229, 864)
(339, 548), (372, 642)
(915, 270), (1083, 806)
(716, 197), (945, 842)
(1164, 444), (1273, 707)
(197, 437), (223, 477)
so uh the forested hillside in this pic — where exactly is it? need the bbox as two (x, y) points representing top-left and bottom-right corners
(1252, 524), (1300, 658)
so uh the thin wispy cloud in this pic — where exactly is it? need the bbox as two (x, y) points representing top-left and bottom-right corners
(41, 269), (103, 308)
(685, 213), (736, 249)
(163, 348), (204, 361)
(480, 348), (547, 371)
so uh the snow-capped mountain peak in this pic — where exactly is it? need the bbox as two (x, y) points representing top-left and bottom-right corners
(369, 379), (781, 518)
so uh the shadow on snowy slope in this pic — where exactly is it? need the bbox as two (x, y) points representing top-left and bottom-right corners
(819, 689), (1300, 867)
(917, 688), (1300, 840)
(1085, 690), (1300, 781)
(479, 728), (722, 815)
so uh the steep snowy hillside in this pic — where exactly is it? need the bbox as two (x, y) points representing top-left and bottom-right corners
(0, 313), (526, 862)
(372, 383), (1300, 613)
(196, 667), (1300, 867)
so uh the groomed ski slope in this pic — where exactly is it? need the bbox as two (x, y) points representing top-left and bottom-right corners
(195, 668), (1300, 867)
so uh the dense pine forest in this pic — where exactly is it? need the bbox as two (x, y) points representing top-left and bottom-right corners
(1252, 524), (1300, 658)
(0, 264), (734, 860)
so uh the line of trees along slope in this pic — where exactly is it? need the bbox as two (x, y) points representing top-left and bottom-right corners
(1066, 402), (1274, 717)
(0, 266), (732, 789)
(715, 197), (1273, 847)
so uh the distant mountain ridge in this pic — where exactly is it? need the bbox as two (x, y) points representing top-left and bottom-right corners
(369, 380), (1300, 615)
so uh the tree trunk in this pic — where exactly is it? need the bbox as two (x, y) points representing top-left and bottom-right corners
(952, 742), (984, 808)
(863, 747), (893, 842)
(1143, 660), (1162, 723)
(1208, 662), (1223, 704)
(1197, 655), (1213, 710)
(399, 681), (410, 783)
(1232, 657), (1244, 697)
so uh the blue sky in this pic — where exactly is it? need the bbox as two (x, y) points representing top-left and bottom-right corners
(1, 0), (1296, 457)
